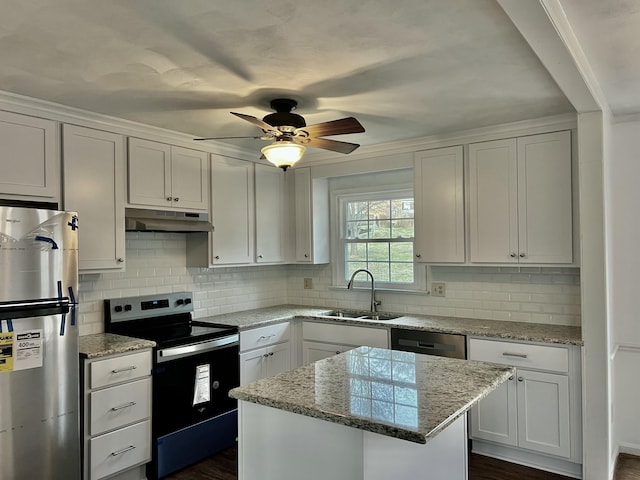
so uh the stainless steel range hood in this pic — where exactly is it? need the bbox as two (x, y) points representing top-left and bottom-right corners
(125, 208), (213, 233)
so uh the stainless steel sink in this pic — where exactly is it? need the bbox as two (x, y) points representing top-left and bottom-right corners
(320, 310), (401, 321)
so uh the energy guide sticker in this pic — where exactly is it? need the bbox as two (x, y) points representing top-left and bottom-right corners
(14, 330), (43, 371)
(0, 332), (14, 373)
(193, 364), (211, 406)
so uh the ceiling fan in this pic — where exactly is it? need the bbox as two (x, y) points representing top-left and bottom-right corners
(194, 98), (365, 171)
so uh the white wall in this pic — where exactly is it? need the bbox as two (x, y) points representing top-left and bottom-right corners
(609, 118), (640, 456)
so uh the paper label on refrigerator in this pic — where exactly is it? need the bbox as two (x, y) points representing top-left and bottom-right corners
(0, 332), (14, 373)
(13, 329), (43, 371)
(192, 364), (211, 406)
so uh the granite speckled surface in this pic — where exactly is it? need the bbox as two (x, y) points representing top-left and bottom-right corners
(79, 333), (156, 358)
(230, 346), (515, 444)
(198, 305), (582, 345)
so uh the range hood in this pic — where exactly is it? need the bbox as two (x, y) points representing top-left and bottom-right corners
(125, 208), (213, 233)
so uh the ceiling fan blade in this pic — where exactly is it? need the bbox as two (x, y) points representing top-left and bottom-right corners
(194, 136), (269, 141)
(231, 112), (281, 135)
(295, 137), (361, 154)
(295, 117), (365, 138)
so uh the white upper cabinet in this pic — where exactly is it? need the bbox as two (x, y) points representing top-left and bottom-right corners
(254, 163), (287, 263)
(128, 138), (208, 211)
(414, 145), (465, 263)
(210, 156), (254, 265)
(294, 168), (329, 264)
(62, 125), (126, 272)
(469, 131), (572, 264)
(0, 111), (59, 202)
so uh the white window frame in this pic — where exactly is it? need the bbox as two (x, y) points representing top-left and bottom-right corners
(331, 184), (422, 291)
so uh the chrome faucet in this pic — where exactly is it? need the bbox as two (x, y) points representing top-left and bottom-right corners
(347, 268), (381, 313)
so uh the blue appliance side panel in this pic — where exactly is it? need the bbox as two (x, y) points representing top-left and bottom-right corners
(156, 409), (237, 478)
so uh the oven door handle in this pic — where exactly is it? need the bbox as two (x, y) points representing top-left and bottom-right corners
(156, 334), (239, 363)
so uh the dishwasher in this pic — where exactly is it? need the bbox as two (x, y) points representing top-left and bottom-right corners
(391, 329), (467, 359)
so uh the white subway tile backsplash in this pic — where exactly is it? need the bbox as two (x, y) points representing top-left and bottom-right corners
(77, 233), (581, 336)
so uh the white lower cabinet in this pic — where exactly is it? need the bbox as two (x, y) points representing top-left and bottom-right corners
(468, 338), (581, 477)
(302, 322), (389, 364)
(81, 349), (153, 480)
(239, 322), (292, 386)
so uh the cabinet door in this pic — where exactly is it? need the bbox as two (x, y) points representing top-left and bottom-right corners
(170, 146), (208, 211)
(517, 131), (572, 263)
(414, 146), (465, 262)
(240, 348), (266, 386)
(128, 138), (171, 208)
(516, 370), (570, 458)
(294, 168), (312, 262)
(470, 376), (518, 446)
(469, 138), (518, 263)
(302, 341), (351, 364)
(255, 163), (286, 263)
(62, 125), (125, 271)
(0, 111), (58, 200)
(265, 343), (291, 378)
(211, 157), (254, 265)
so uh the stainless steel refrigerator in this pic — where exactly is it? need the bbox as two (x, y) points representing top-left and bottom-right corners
(0, 206), (80, 480)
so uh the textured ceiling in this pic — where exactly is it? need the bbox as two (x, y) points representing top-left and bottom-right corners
(559, 0), (640, 116)
(0, 0), (575, 153)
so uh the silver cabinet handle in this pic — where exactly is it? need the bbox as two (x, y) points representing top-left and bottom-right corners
(111, 365), (137, 374)
(258, 334), (276, 341)
(174, 197), (179, 202)
(258, 255), (263, 259)
(117, 257), (125, 263)
(215, 255), (220, 260)
(111, 401), (136, 412)
(111, 445), (136, 457)
(269, 352), (274, 356)
(519, 253), (525, 258)
(415, 253), (421, 258)
(166, 196), (173, 201)
(509, 376), (514, 381)
(510, 253), (517, 258)
(502, 352), (528, 358)
(335, 351), (341, 354)
(518, 376), (524, 382)
(304, 254), (309, 258)
(263, 353), (269, 358)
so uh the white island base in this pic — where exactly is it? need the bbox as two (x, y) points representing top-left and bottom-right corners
(237, 401), (468, 480)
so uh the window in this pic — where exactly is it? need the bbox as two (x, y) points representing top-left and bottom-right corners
(335, 189), (416, 289)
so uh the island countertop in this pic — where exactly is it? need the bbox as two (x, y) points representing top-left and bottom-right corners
(229, 346), (514, 444)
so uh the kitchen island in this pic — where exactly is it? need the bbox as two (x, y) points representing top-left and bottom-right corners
(229, 346), (514, 480)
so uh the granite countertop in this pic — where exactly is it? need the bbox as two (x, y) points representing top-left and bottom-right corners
(198, 305), (582, 345)
(79, 333), (156, 359)
(230, 346), (515, 444)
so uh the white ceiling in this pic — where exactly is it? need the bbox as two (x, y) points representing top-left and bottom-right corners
(0, 1), (630, 154)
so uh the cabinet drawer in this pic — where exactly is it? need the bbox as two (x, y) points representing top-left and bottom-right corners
(469, 338), (569, 373)
(240, 322), (290, 351)
(90, 377), (151, 436)
(90, 351), (152, 389)
(303, 322), (389, 348)
(89, 419), (151, 480)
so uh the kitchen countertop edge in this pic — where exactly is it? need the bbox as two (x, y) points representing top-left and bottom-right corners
(197, 305), (583, 346)
(79, 332), (156, 359)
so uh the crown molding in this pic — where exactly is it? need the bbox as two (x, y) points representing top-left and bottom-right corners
(0, 90), (256, 160)
(301, 112), (577, 168)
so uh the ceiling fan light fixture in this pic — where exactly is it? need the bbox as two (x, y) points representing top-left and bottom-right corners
(261, 141), (306, 171)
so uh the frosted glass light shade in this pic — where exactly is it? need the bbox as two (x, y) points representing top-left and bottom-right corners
(261, 141), (306, 171)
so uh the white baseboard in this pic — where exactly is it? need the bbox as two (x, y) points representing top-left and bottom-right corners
(619, 442), (640, 456)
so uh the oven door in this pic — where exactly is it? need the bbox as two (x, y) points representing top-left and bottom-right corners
(153, 334), (239, 437)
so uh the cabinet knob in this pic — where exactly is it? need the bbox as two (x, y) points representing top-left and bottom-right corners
(263, 353), (269, 358)
(335, 351), (340, 355)
(173, 197), (179, 202)
(166, 196), (173, 201)
(117, 258), (125, 263)
(258, 255), (263, 259)
(519, 253), (525, 258)
(518, 376), (524, 382)
(269, 352), (274, 356)
(215, 255), (220, 260)
(304, 254), (309, 258)
(415, 254), (422, 258)
(509, 376), (514, 381)
(510, 253), (517, 258)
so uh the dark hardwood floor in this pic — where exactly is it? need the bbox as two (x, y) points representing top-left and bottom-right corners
(615, 453), (640, 480)
(165, 446), (594, 480)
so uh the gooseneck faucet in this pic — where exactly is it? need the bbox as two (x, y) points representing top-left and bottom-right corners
(347, 268), (381, 313)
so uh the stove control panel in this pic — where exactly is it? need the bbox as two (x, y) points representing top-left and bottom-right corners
(105, 292), (194, 323)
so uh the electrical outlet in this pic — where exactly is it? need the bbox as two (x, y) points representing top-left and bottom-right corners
(431, 282), (446, 297)
(303, 278), (313, 289)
